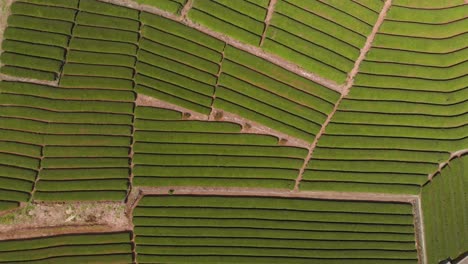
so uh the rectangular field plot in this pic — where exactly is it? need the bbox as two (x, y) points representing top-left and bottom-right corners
(421, 155), (468, 264)
(0, 1), (79, 81)
(213, 46), (339, 142)
(262, 0), (383, 83)
(0, 80), (133, 201)
(0, 232), (133, 263)
(135, 12), (224, 115)
(133, 194), (418, 263)
(133, 106), (308, 189)
(60, 0), (140, 91)
(188, 0), (269, 46)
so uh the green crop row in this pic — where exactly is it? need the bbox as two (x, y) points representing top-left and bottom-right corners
(0, 201), (19, 212)
(141, 25), (222, 63)
(136, 62), (214, 96)
(0, 176), (33, 192)
(0, 106), (133, 125)
(223, 46), (340, 103)
(355, 72), (468, 92)
(135, 74), (213, 107)
(73, 25), (139, 44)
(275, 0), (366, 47)
(43, 146), (129, 157)
(331, 111), (468, 128)
(79, 0), (139, 20)
(134, 142), (307, 158)
(307, 159), (437, 175)
(2, 40), (65, 61)
(214, 93), (316, 141)
(1, 52), (62, 73)
(380, 19), (467, 39)
(299, 180), (422, 195)
(0, 141), (41, 157)
(134, 165), (298, 179)
(135, 106), (182, 120)
(359, 60), (467, 80)
(0, 189), (30, 202)
(136, 119), (241, 133)
(0, 165), (37, 182)
(317, 135), (466, 153)
(67, 50), (136, 67)
(136, 236), (414, 251)
(7, 15), (73, 35)
(192, 0), (265, 34)
(219, 72), (327, 124)
(41, 157), (129, 168)
(270, 13), (359, 61)
(39, 168), (129, 180)
(138, 49), (217, 85)
(188, 8), (261, 46)
(387, 4), (467, 24)
(264, 38), (348, 83)
(141, 12), (225, 52)
(135, 130), (278, 145)
(4, 28), (69, 47)
(34, 190), (127, 201)
(135, 85), (212, 115)
(263, 31), (350, 83)
(36, 179), (128, 191)
(69, 37), (138, 55)
(19, 0), (79, 8)
(11, 2), (76, 21)
(1, 93), (134, 114)
(134, 205), (413, 225)
(139, 195), (413, 214)
(136, 245), (417, 259)
(140, 38), (219, 74)
(63, 63), (134, 79)
(0, 152), (40, 169)
(302, 170), (428, 185)
(373, 32), (466, 53)
(76, 11), (140, 32)
(326, 122), (468, 140)
(285, 0), (374, 36)
(135, 176), (295, 189)
(0, 66), (56, 81)
(60, 75), (134, 90)
(0, 81), (135, 102)
(421, 155), (468, 263)
(133, 153), (303, 168)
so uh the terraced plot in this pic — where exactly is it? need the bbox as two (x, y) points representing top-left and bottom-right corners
(421, 155), (468, 264)
(214, 46), (340, 142)
(0, 232), (133, 263)
(133, 106), (308, 189)
(1, 0), (79, 81)
(302, 2), (468, 194)
(188, 0), (270, 46)
(262, 0), (383, 83)
(136, 12), (224, 115)
(133, 194), (418, 263)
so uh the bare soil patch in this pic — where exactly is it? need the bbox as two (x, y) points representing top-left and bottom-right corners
(0, 201), (130, 240)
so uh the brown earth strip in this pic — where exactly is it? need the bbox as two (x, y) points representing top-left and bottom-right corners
(260, 0), (277, 47)
(180, 0), (193, 20)
(413, 195), (427, 264)
(428, 149), (468, 180)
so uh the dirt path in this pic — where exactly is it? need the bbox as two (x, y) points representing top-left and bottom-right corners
(293, 0), (392, 190)
(413, 195), (427, 264)
(260, 0), (277, 46)
(180, 0), (192, 20)
(428, 149), (468, 180)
